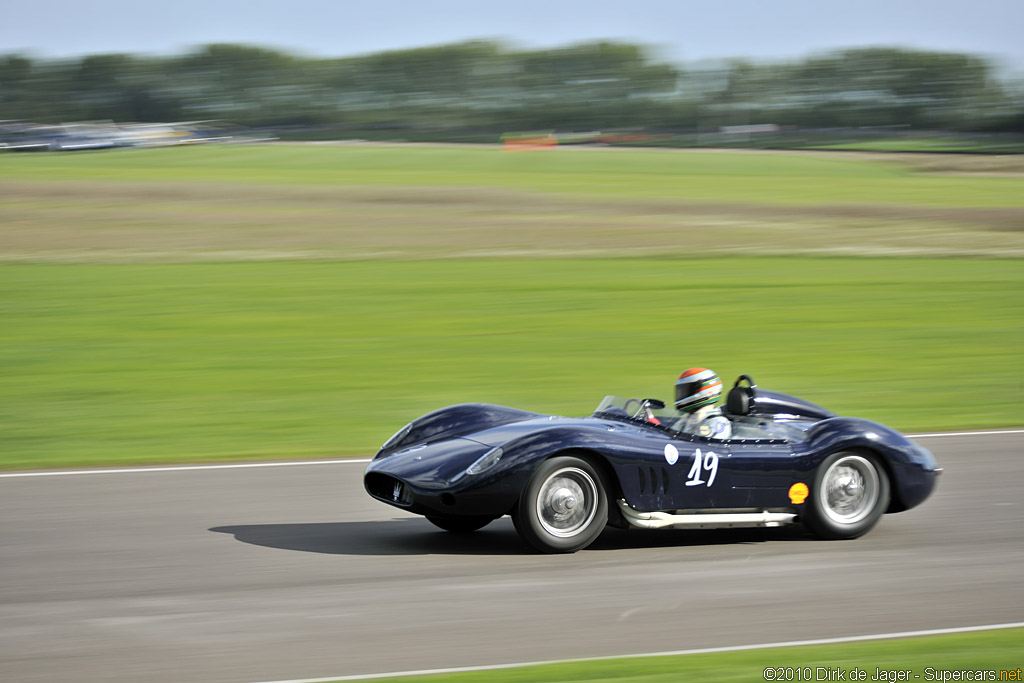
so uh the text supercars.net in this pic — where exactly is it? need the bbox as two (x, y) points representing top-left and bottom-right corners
(763, 666), (1022, 681)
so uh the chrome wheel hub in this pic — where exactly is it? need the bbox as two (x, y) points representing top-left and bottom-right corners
(537, 467), (598, 538)
(551, 487), (578, 513)
(820, 455), (879, 525)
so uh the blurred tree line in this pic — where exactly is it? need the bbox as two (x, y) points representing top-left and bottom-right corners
(1, 41), (1022, 135)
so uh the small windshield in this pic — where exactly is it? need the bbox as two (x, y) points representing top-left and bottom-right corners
(593, 395), (682, 429)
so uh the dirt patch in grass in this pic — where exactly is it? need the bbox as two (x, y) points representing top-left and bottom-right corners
(821, 151), (1024, 176)
(3, 179), (1023, 262)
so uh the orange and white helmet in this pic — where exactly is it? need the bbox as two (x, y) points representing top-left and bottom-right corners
(674, 368), (723, 412)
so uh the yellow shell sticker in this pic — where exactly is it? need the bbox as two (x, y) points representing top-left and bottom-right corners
(788, 482), (809, 505)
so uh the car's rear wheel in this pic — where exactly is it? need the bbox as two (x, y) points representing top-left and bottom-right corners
(803, 451), (890, 540)
(425, 515), (495, 533)
(513, 455), (607, 553)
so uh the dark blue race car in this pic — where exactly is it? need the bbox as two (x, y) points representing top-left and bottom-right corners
(364, 376), (941, 553)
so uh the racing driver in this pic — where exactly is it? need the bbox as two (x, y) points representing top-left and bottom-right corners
(674, 367), (731, 440)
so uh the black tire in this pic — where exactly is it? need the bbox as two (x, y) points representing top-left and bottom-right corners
(512, 455), (608, 553)
(803, 450), (890, 540)
(425, 515), (495, 533)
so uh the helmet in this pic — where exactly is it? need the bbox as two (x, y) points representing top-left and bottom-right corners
(674, 368), (723, 412)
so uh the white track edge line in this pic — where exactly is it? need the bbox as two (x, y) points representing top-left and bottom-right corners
(0, 459), (372, 478)
(247, 621), (1024, 683)
(909, 429), (1024, 438)
(2, 428), (1022, 479)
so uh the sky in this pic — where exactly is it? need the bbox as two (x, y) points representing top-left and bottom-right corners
(2, 0), (1023, 71)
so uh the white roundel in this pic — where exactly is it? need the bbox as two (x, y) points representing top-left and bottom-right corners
(664, 444), (679, 465)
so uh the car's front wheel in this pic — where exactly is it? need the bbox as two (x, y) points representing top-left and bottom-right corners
(425, 515), (495, 533)
(513, 455), (608, 553)
(803, 450), (890, 540)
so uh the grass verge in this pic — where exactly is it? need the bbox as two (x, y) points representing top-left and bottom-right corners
(2, 258), (1021, 470)
(340, 627), (1024, 683)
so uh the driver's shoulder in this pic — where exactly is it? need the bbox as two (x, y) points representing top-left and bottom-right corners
(698, 412), (731, 439)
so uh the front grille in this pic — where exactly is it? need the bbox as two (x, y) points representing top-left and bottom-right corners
(365, 473), (413, 506)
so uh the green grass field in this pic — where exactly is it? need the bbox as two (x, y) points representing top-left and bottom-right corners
(347, 628), (1024, 683)
(3, 144), (1024, 207)
(3, 145), (1024, 265)
(1, 145), (1022, 469)
(808, 137), (1024, 154)
(2, 258), (1021, 469)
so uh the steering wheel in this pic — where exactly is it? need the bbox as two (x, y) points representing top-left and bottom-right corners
(623, 398), (642, 417)
(624, 398), (667, 424)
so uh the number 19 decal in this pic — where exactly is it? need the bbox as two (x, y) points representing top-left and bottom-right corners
(685, 448), (719, 487)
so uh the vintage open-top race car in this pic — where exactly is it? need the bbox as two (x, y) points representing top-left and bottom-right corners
(363, 376), (941, 553)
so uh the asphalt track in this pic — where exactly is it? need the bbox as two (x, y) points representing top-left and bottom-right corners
(1, 432), (1022, 683)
